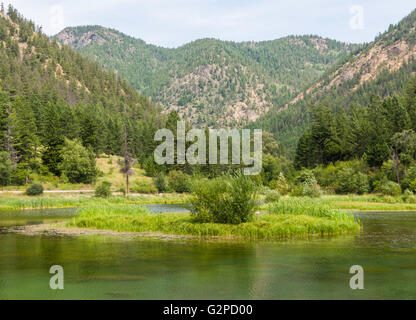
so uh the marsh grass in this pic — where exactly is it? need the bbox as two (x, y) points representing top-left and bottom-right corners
(0, 194), (191, 210)
(257, 195), (416, 212)
(322, 195), (416, 211)
(268, 197), (360, 232)
(268, 198), (337, 218)
(0, 196), (91, 210)
(68, 203), (361, 239)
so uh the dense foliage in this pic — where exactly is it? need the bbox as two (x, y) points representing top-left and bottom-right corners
(252, 9), (416, 156)
(293, 78), (416, 192)
(55, 26), (357, 127)
(25, 183), (43, 196)
(95, 181), (112, 198)
(0, 6), (163, 186)
(190, 173), (258, 224)
(59, 138), (98, 183)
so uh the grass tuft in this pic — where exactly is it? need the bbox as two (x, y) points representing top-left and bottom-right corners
(68, 203), (361, 240)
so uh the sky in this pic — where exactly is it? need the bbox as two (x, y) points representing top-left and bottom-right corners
(3, 0), (416, 47)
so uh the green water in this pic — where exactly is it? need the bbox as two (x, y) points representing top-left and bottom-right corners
(0, 209), (416, 300)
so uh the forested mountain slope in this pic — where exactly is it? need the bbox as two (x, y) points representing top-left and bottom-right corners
(253, 9), (416, 155)
(0, 6), (163, 183)
(55, 26), (357, 126)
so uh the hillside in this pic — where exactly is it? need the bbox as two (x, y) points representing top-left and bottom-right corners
(0, 6), (163, 184)
(253, 9), (416, 155)
(55, 26), (357, 127)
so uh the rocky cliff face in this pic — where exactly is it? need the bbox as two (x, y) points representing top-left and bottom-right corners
(55, 26), (356, 127)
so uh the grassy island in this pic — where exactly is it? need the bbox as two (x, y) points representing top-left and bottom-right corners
(68, 198), (360, 240)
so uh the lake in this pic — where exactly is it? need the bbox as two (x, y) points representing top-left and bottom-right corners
(0, 207), (415, 299)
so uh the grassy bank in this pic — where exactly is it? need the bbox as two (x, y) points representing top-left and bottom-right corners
(3, 192), (416, 212)
(0, 194), (190, 211)
(323, 195), (416, 211)
(257, 195), (416, 212)
(68, 202), (360, 240)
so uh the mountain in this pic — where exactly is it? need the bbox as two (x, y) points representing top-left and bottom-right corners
(55, 26), (358, 127)
(253, 9), (416, 155)
(0, 6), (162, 179)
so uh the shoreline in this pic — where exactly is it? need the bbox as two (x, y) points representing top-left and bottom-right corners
(5, 222), (360, 242)
(6, 223), (198, 240)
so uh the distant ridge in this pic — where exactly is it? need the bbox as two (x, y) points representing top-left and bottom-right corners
(55, 26), (357, 127)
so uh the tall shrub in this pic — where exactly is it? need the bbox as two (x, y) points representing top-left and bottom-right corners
(190, 173), (258, 224)
(167, 170), (190, 193)
(59, 138), (97, 184)
(95, 181), (112, 198)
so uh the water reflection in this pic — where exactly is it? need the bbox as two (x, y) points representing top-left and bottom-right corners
(0, 210), (415, 299)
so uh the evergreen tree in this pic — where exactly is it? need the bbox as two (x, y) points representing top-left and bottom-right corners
(12, 97), (38, 163)
(0, 151), (12, 186)
(41, 103), (64, 175)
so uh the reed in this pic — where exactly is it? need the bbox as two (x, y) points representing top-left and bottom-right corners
(0, 194), (191, 210)
(68, 203), (361, 239)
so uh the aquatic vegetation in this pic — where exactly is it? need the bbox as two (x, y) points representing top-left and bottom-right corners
(268, 197), (359, 228)
(0, 196), (91, 210)
(0, 194), (191, 210)
(69, 203), (360, 239)
(268, 197), (338, 218)
(190, 174), (258, 224)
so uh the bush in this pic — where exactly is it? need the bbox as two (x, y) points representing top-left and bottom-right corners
(272, 172), (290, 195)
(408, 178), (416, 193)
(378, 180), (402, 196)
(264, 189), (281, 203)
(167, 170), (191, 193)
(25, 183), (44, 196)
(59, 138), (98, 184)
(337, 168), (369, 194)
(297, 171), (321, 198)
(302, 181), (321, 198)
(153, 172), (167, 193)
(95, 181), (112, 198)
(130, 182), (157, 194)
(190, 173), (258, 224)
(290, 185), (304, 197)
(296, 170), (316, 184)
(402, 189), (414, 202)
(355, 173), (370, 195)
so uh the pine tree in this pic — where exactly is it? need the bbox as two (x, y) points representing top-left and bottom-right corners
(41, 103), (64, 176)
(294, 132), (313, 169)
(12, 97), (38, 163)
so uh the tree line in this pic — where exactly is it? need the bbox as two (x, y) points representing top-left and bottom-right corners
(0, 5), (162, 186)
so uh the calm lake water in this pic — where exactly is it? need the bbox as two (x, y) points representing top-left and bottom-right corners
(0, 207), (415, 300)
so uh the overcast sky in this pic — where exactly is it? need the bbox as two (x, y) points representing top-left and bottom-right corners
(3, 1), (415, 47)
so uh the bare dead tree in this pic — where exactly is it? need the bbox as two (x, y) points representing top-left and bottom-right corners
(120, 123), (135, 195)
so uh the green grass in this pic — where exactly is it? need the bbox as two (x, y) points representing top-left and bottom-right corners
(322, 195), (416, 211)
(0, 196), (91, 210)
(68, 203), (360, 239)
(258, 195), (416, 212)
(3, 192), (416, 212)
(268, 197), (336, 217)
(0, 194), (190, 211)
